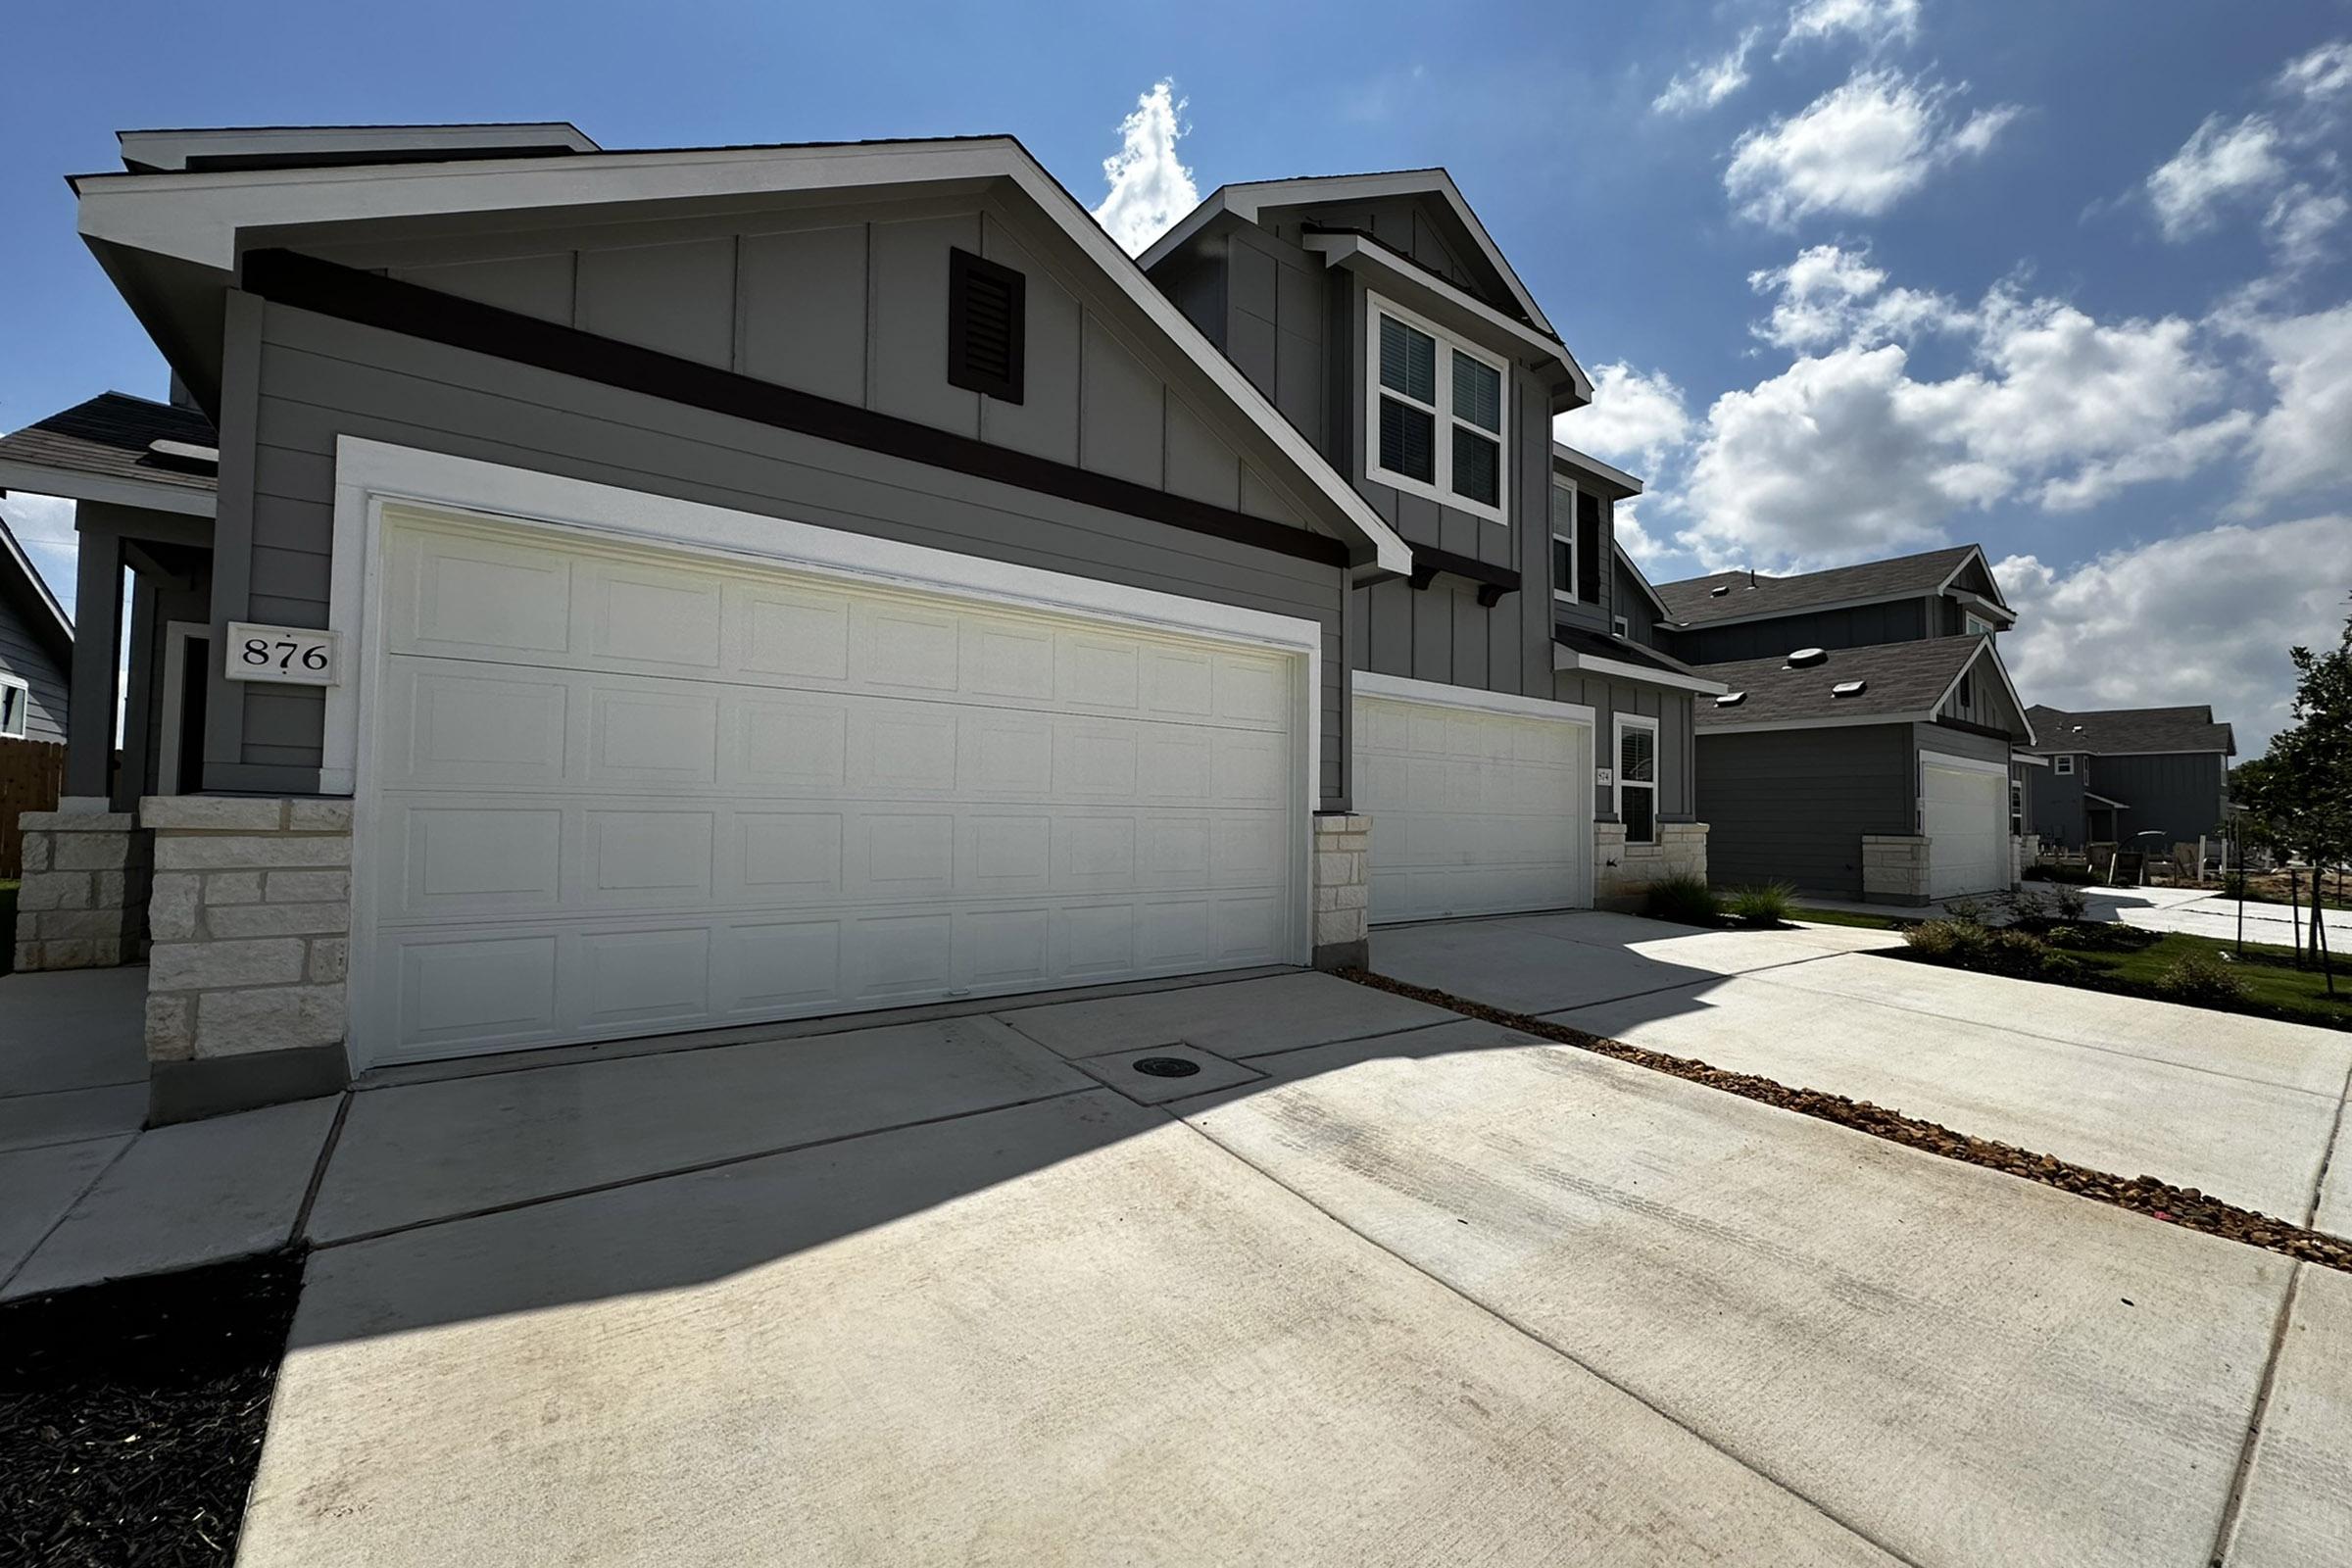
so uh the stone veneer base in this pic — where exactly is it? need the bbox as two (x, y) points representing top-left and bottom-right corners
(1311, 813), (1372, 970)
(12, 810), (151, 972)
(1592, 821), (1710, 911)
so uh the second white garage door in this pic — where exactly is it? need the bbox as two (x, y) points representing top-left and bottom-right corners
(353, 508), (1306, 1065)
(1350, 679), (1592, 924)
(1923, 753), (2008, 900)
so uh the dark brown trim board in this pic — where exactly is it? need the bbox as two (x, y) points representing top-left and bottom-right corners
(240, 249), (1350, 569)
(1406, 543), (1520, 608)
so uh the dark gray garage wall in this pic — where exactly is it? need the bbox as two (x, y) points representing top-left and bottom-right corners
(202, 295), (1349, 799)
(2086, 752), (2230, 850)
(1695, 724), (1916, 895)
(2030, 757), (2089, 849)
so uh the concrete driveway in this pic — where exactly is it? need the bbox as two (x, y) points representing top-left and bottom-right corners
(188, 948), (2339, 1566)
(1375, 911), (2352, 1234)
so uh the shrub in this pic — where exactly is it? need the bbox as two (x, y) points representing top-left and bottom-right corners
(1902, 919), (2057, 979)
(2026, 864), (2096, 885)
(2053, 886), (2089, 922)
(1902, 919), (1981, 961)
(2155, 952), (2249, 1007)
(2002, 888), (2051, 925)
(1643, 874), (1721, 927)
(1942, 896), (1989, 926)
(1722, 882), (1795, 927)
(2221, 871), (2248, 898)
(1980, 928), (2057, 978)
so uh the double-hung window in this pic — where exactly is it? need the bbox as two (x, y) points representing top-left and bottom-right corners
(1369, 294), (1507, 521)
(2054, 755), (2075, 776)
(1615, 714), (1659, 846)
(0, 675), (28, 740)
(1549, 481), (1576, 600)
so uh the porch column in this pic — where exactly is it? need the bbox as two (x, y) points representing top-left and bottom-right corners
(64, 524), (124, 803)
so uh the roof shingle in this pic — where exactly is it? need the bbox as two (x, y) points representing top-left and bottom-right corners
(1655, 545), (1983, 627)
(1693, 636), (1986, 729)
(0, 392), (218, 497)
(2024, 705), (2235, 757)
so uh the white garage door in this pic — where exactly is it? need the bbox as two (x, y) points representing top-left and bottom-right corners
(354, 510), (1304, 1064)
(1923, 753), (2007, 900)
(1350, 680), (1592, 924)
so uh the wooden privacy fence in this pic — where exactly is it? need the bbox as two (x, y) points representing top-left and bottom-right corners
(1, 738), (67, 878)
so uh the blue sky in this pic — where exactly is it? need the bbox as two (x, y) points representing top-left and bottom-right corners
(2, 0), (2347, 749)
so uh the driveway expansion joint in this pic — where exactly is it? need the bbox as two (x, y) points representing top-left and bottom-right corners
(1341, 967), (2352, 1275)
(2208, 1262), (2308, 1566)
(1166, 1106), (1931, 1568)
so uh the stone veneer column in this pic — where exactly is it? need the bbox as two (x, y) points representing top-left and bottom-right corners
(1311, 812), (1371, 970)
(1861, 833), (1933, 906)
(12, 809), (150, 970)
(2010, 833), (2029, 890)
(141, 797), (354, 1124)
(1592, 821), (1710, 910)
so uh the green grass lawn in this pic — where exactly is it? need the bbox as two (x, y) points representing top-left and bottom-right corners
(1788, 906), (1910, 931)
(2053, 928), (2351, 1029)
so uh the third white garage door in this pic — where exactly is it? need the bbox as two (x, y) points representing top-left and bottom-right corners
(1350, 678), (1592, 924)
(352, 506), (1307, 1065)
(1922, 752), (2008, 900)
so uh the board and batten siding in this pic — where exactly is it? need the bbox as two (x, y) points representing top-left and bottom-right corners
(201, 292), (1349, 801)
(1669, 598), (1930, 664)
(2086, 752), (2230, 850)
(0, 588), (69, 743)
(1695, 723), (1917, 895)
(1558, 673), (1695, 821)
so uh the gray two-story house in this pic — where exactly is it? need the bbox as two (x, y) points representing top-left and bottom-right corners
(1144, 173), (1721, 917)
(2022, 705), (2234, 855)
(1651, 545), (2034, 904)
(0, 513), (73, 748)
(12, 124), (1717, 1122)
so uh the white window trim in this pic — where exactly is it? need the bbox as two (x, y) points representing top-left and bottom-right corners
(1550, 481), (1576, 603)
(1365, 291), (1509, 524)
(1614, 712), (1660, 846)
(1612, 613), (1630, 638)
(2055, 754), (2076, 775)
(0, 672), (29, 739)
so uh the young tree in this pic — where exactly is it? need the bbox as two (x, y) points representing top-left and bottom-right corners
(2236, 601), (2352, 990)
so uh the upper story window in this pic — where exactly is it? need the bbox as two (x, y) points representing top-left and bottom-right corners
(1368, 294), (1507, 522)
(1549, 482), (1576, 601)
(1964, 612), (1995, 635)
(2055, 755), (2075, 775)
(0, 675), (27, 739)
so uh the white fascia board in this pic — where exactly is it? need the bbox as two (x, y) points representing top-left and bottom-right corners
(1931, 639), (2035, 746)
(2014, 752), (2052, 768)
(0, 462), (217, 518)
(1948, 587), (2016, 623)
(80, 139), (1413, 576)
(1552, 644), (1728, 696)
(1936, 545), (2012, 612)
(1304, 233), (1588, 395)
(0, 517), (74, 639)
(1698, 710), (1931, 736)
(1354, 669), (1594, 727)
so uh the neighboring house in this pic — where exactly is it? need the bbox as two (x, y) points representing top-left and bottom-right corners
(1143, 176), (1718, 919)
(0, 511), (74, 743)
(16, 122), (1675, 1123)
(1652, 545), (2034, 903)
(2022, 705), (2235, 853)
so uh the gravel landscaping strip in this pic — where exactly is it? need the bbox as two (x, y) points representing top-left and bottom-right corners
(1342, 967), (2352, 1275)
(1, 1250), (304, 1566)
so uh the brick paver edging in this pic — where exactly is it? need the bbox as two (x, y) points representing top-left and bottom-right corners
(1339, 967), (2352, 1275)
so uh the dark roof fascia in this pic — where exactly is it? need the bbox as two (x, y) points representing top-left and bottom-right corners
(0, 514), (73, 654)
(1409, 544), (1520, 606)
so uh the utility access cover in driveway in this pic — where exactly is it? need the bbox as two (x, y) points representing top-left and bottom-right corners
(240, 1091), (1895, 1566)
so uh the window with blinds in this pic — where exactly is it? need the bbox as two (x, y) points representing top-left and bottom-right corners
(1368, 293), (1508, 520)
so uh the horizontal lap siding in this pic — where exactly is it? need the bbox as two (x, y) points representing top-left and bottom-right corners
(1695, 725), (1913, 895)
(238, 302), (1348, 801)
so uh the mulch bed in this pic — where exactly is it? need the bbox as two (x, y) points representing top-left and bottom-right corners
(1340, 968), (2352, 1275)
(1, 1251), (306, 1566)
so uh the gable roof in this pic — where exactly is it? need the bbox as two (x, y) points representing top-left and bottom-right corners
(1138, 170), (1556, 339)
(2024, 704), (2236, 757)
(0, 511), (73, 662)
(1612, 543), (1673, 621)
(1655, 544), (2009, 629)
(0, 392), (219, 516)
(71, 133), (1414, 575)
(1551, 442), (1642, 502)
(1695, 635), (2030, 739)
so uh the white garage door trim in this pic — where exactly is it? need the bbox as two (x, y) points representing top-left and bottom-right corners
(1920, 749), (2008, 900)
(324, 439), (1323, 1068)
(1351, 671), (1594, 924)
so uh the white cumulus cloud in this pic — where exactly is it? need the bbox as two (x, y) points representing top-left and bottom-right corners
(2242, 300), (2352, 502)
(1552, 363), (1692, 472)
(0, 492), (78, 617)
(1090, 80), (1200, 258)
(1653, 28), (1762, 116)
(1779, 0), (1922, 55)
(1996, 515), (2352, 755)
(2146, 114), (2287, 239)
(1747, 242), (1967, 349)
(1725, 69), (2019, 226)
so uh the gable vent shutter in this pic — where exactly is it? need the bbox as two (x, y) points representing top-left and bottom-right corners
(1576, 491), (1602, 605)
(948, 248), (1026, 404)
